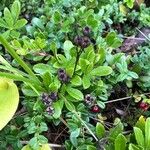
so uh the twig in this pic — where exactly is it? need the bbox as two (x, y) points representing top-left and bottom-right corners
(73, 111), (99, 141)
(54, 127), (67, 143)
(104, 96), (132, 104)
(136, 28), (150, 41)
(122, 36), (146, 41)
(104, 92), (150, 104)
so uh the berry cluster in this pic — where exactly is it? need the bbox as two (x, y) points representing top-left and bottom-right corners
(57, 68), (70, 83)
(74, 26), (91, 49)
(84, 94), (100, 113)
(41, 92), (58, 115)
(138, 101), (150, 111)
(84, 94), (94, 106)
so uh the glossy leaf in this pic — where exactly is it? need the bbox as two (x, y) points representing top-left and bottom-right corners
(4, 8), (14, 28)
(53, 99), (64, 119)
(145, 118), (150, 149)
(11, 0), (21, 21)
(64, 40), (74, 60)
(133, 127), (144, 147)
(71, 75), (82, 86)
(0, 78), (19, 130)
(82, 75), (91, 89)
(115, 134), (127, 150)
(129, 144), (141, 150)
(14, 19), (27, 29)
(65, 100), (75, 112)
(66, 87), (84, 101)
(96, 123), (105, 139)
(87, 145), (97, 150)
(90, 66), (112, 76)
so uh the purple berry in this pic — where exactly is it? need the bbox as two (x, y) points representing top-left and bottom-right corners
(41, 93), (52, 105)
(74, 36), (82, 46)
(46, 106), (54, 115)
(57, 68), (70, 83)
(83, 26), (91, 36)
(84, 94), (94, 106)
(49, 92), (58, 101)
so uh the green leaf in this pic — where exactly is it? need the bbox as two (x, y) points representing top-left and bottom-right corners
(65, 100), (75, 112)
(128, 71), (139, 79)
(115, 134), (127, 150)
(4, 8), (14, 28)
(87, 15), (98, 29)
(32, 17), (44, 29)
(33, 63), (51, 74)
(71, 75), (82, 86)
(22, 85), (39, 97)
(79, 58), (89, 73)
(109, 121), (124, 141)
(0, 78), (19, 130)
(0, 18), (8, 28)
(29, 137), (39, 150)
(135, 116), (146, 133)
(124, 0), (135, 8)
(96, 123), (105, 139)
(87, 145), (97, 150)
(66, 87), (84, 101)
(70, 128), (80, 147)
(90, 66), (112, 76)
(22, 145), (31, 150)
(106, 32), (122, 48)
(42, 72), (52, 89)
(145, 118), (150, 149)
(97, 101), (105, 109)
(133, 127), (144, 147)
(11, 0), (21, 21)
(82, 75), (91, 89)
(64, 40), (74, 60)
(99, 48), (106, 65)
(14, 19), (27, 29)
(40, 144), (52, 150)
(129, 144), (141, 150)
(53, 100), (64, 119)
(53, 11), (61, 23)
(22, 144), (52, 150)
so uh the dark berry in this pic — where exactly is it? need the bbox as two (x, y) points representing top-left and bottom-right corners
(57, 68), (70, 83)
(57, 68), (65, 74)
(81, 36), (90, 49)
(83, 26), (91, 36)
(85, 94), (91, 101)
(46, 106), (54, 115)
(41, 93), (52, 105)
(74, 35), (82, 46)
(84, 94), (95, 106)
(91, 105), (100, 113)
(49, 92), (58, 101)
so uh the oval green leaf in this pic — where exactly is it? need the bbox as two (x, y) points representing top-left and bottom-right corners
(90, 66), (112, 76)
(66, 87), (84, 101)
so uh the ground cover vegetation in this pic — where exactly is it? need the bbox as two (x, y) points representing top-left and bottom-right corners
(0, 0), (150, 149)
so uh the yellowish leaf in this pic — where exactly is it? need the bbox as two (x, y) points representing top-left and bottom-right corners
(0, 78), (19, 130)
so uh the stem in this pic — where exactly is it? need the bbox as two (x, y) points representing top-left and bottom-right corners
(0, 72), (43, 90)
(104, 92), (150, 104)
(74, 111), (98, 142)
(136, 28), (150, 42)
(0, 35), (40, 82)
(73, 48), (82, 75)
